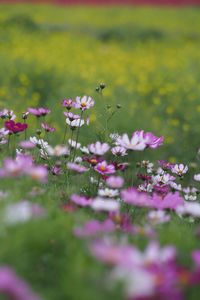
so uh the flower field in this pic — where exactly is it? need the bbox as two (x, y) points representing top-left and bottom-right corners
(0, 3), (200, 300)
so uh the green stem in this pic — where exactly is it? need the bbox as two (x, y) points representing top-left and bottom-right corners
(62, 124), (68, 145)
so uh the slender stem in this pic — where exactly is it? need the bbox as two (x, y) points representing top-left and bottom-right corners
(24, 120), (27, 140)
(62, 124), (68, 144)
(72, 111), (83, 162)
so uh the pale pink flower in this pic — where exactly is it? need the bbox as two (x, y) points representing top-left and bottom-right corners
(74, 96), (95, 111)
(19, 141), (36, 149)
(116, 132), (146, 151)
(74, 219), (115, 237)
(88, 141), (110, 156)
(0, 266), (42, 300)
(94, 161), (115, 175)
(67, 162), (89, 173)
(62, 98), (74, 110)
(171, 164), (188, 176)
(194, 174), (200, 182)
(143, 131), (164, 149)
(148, 210), (171, 225)
(28, 107), (50, 117)
(111, 146), (127, 156)
(70, 194), (92, 207)
(41, 123), (55, 132)
(106, 176), (124, 189)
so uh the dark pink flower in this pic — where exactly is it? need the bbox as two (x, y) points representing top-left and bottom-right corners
(5, 120), (28, 134)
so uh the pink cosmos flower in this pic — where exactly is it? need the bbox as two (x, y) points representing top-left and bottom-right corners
(67, 162), (89, 173)
(116, 132), (146, 151)
(111, 146), (127, 156)
(192, 251), (200, 268)
(74, 219), (115, 237)
(70, 194), (92, 207)
(116, 130), (163, 151)
(143, 131), (164, 149)
(5, 120), (28, 134)
(0, 266), (42, 300)
(74, 96), (95, 111)
(62, 98), (74, 110)
(0, 154), (48, 183)
(121, 188), (184, 210)
(64, 112), (80, 120)
(106, 176), (124, 189)
(19, 141), (36, 149)
(41, 123), (55, 132)
(171, 164), (188, 176)
(121, 188), (150, 207)
(28, 107), (50, 117)
(88, 141), (110, 156)
(94, 160), (115, 175)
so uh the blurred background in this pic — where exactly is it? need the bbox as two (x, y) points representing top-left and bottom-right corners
(0, 0), (200, 162)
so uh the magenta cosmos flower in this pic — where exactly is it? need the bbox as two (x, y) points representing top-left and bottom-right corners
(94, 160), (115, 175)
(5, 120), (28, 134)
(74, 96), (95, 111)
(88, 141), (110, 156)
(28, 107), (50, 117)
(0, 266), (42, 300)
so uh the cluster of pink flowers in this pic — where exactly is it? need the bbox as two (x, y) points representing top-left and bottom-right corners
(0, 91), (200, 300)
(0, 154), (48, 182)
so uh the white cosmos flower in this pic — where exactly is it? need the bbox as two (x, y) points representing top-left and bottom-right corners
(98, 188), (119, 198)
(91, 198), (120, 212)
(68, 139), (81, 149)
(66, 118), (85, 128)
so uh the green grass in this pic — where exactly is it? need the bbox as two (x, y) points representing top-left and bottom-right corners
(0, 4), (200, 300)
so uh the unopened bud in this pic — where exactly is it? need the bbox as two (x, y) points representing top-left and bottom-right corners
(100, 83), (106, 90)
(36, 129), (42, 136)
(116, 104), (122, 109)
